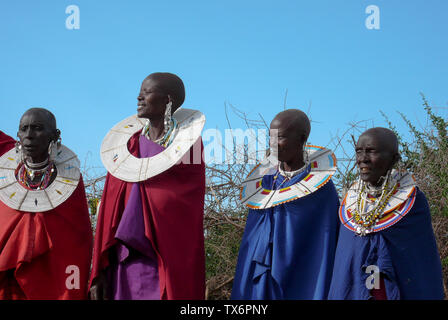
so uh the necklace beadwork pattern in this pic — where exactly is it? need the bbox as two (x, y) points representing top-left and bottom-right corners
(352, 174), (398, 236)
(0, 145), (80, 212)
(240, 145), (337, 210)
(100, 108), (206, 182)
(278, 161), (308, 180)
(339, 169), (417, 236)
(141, 118), (178, 148)
(17, 161), (56, 190)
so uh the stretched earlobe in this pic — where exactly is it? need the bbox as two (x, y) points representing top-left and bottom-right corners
(392, 153), (401, 167)
(302, 142), (309, 164)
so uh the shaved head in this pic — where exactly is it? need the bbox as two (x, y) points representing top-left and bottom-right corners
(143, 72), (185, 111)
(21, 108), (57, 132)
(356, 127), (400, 185)
(18, 107), (59, 163)
(269, 109), (311, 171)
(271, 109), (311, 142)
(359, 127), (399, 155)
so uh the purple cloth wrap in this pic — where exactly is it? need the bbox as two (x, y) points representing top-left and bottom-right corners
(107, 135), (165, 300)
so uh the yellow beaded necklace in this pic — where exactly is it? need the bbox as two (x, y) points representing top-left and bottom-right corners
(353, 172), (398, 236)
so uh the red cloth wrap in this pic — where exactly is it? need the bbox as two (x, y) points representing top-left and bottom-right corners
(0, 170), (93, 299)
(89, 135), (206, 300)
(370, 276), (388, 300)
(0, 131), (15, 156)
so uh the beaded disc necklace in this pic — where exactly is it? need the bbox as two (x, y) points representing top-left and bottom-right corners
(0, 144), (80, 212)
(278, 161), (309, 180)
(339, 169), (417, 235)
(352, 171), (398, 236)
(141, 118), (178, 148)
(16, 161), (55, 190)
(240, 145), (337, 210)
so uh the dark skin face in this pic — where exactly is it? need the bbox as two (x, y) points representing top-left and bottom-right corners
(270, 115), (306, 172)
(17, 110), (58, 164)
(137, 78), (172, 141)
(356, 131), (399, 186)
(137, 78), (170, 120)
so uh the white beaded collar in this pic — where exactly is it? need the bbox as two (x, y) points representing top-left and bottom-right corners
(339, 169), (417, 235)
(100, 108), (205, 182)
(240, 145), (337, 209)
(0, 145), (80, 212)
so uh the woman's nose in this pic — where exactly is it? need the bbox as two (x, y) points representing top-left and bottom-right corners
(24, 127), (34, 138)
(357, 151), (369, 162)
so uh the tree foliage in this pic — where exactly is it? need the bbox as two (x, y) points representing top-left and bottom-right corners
(382, 94), (448, 295)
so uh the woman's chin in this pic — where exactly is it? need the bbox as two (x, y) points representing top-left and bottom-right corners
(24, 154), (48, 164)
(137, 111), (148, 119)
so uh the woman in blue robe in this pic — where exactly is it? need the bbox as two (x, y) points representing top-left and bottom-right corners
(232, 109), (340, 300)
(328, 127), (444, 300)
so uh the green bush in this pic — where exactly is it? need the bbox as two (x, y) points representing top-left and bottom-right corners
(382, 94), (448, 295)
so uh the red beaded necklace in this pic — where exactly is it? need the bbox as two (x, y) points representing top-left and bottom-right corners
(16, 161), (55, 190)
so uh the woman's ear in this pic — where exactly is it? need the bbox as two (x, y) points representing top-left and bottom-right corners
(54, 129), (61, 141)
(300, 133), (307, 147)
(392, 152), (401, 167)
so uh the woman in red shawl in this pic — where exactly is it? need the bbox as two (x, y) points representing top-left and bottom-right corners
(89, 73), (206, 300)
(0, 108), (93, 299)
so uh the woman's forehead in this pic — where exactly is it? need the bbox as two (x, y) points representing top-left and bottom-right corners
(356, 133), (390, 151)
(19, 110), (55, 129)
(141, 78), (163, 91)
(271, 116), (294, 129)
(270, 119), (303, 137)
(20, 112), (45, 123)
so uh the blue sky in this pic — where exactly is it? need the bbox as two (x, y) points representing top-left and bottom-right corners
(1, 0), (447, 172)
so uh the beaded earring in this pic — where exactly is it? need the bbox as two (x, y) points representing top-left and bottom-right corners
(164, 101), (173, 130)
(15, 140), (24, 164)
(302, 142), (309, 165)
(48, 136), (61, 162)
